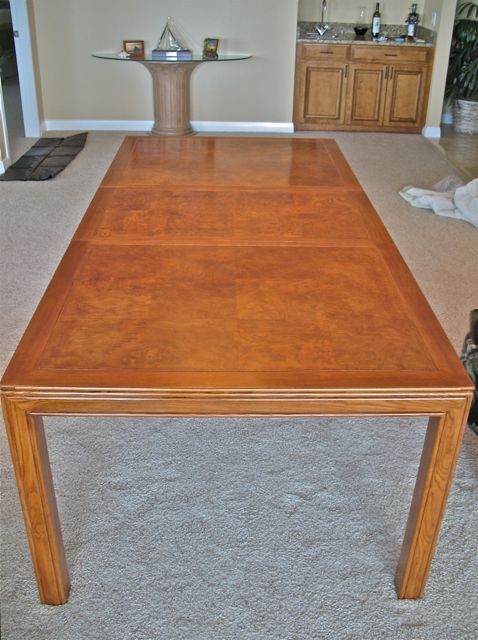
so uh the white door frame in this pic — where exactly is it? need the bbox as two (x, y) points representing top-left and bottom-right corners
(9, 0), (41, 138)
(0, 76), (12, 172)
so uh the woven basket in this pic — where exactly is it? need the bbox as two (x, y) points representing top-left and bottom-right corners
(453, 99), (478, 134)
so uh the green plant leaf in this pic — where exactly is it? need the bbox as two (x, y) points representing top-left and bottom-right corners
(446, 6), (478, 100)
(457, 2), (478, 19)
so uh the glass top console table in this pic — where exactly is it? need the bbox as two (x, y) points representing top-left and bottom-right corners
(92, 53), (251, 136)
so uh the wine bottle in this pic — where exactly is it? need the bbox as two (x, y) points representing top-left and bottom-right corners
(372, 3), (381, 39)
(406, 3), (420, 39)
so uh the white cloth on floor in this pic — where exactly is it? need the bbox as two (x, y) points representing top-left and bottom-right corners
(399, 176), (478, 228)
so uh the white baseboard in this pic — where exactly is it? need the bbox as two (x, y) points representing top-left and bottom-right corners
(191, 121), (294, 134)
(0, 155), (11, 174)
(42, 119), (295, 134)
(422, 126), (442, 138)
(43, 119), (154, 132)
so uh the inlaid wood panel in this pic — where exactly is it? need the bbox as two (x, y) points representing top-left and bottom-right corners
(77, 189), (371, 244)
(346, 66), (386, 125)
(34, 244), (435, 374)
(303, 65), (347, 123)
(384, 66), (426, 128)
(102, 138), (361, 191)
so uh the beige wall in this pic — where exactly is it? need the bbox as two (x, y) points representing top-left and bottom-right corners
(423, 0), (457, 128)
(31, 0), (299, 124)
(421, 0), (441, 30)
(28, 0), (44, 121)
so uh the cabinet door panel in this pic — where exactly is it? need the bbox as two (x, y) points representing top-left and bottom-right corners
(385, 65), (427, 128)
(346, 65), (387, 126)
(302, 64), (347, 124)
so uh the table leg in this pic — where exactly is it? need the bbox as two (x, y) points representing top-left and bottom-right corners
(2, 399), (70, 605)
(395, 404), (470, 598)
(141, 61), (203, 136)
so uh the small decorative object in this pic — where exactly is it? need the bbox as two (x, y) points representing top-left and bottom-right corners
(152, 16), (192, 59)
(356, 6), (368, 28)
(203, 38), (219, 59)
(355, 4), (369, 38)
(117, 50), (130, 59)
(122, 40), (145, 58)
(354, 6), (368, 40)
(354, 26), (368, 37)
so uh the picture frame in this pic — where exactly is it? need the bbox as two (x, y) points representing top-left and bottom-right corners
(203, 38), (219, 59)
(122, 40), (145, 58)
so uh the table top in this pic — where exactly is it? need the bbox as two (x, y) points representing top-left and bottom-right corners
(92, 52), (250, 63)
(1, 137), (471, 394)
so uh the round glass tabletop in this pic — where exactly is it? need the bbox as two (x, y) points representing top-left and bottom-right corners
(92, 52), (250, 63)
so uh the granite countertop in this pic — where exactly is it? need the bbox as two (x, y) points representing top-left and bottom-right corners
(297, 35), (434, 47)
(297, 22), (435, 48)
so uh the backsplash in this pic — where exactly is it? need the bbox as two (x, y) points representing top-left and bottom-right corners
(297, 21), (435, 43)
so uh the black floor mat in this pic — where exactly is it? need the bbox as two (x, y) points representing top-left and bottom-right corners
(0, 133), (88, 181)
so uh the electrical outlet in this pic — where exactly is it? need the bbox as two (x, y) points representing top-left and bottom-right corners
(431, 11), (438, 27)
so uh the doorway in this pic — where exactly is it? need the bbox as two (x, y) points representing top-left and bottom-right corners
(1, 0), (25, 161)
(0, 0), (40, 164)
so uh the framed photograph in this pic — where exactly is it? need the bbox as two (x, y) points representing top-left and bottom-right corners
(123, 40), (145, 58)
(203, 38), (219, 59)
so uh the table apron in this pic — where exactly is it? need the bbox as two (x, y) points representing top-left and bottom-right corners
(3, 393), (472, 419)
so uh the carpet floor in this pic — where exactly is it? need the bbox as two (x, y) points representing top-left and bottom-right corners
(1, 131), (477, 640)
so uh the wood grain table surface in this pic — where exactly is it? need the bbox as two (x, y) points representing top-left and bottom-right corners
(1, 136), (473, 605)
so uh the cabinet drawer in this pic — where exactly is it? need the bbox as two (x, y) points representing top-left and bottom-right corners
(298, 43), (349, 61)
(350, 45), (429, 64)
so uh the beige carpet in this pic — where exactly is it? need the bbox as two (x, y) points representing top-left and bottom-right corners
(1, 131), (477, 640)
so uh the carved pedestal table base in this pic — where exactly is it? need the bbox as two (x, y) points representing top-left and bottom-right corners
(140, 61), (203, 136)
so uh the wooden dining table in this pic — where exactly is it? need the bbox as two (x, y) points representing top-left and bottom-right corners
(1, 136), (473, 605)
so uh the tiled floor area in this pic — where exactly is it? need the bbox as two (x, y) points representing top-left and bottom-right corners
(436, 124), (478, 180)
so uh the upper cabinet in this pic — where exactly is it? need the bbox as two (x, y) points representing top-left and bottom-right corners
(294, 44), (434, 133)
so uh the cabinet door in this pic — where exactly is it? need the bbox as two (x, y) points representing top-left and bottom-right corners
(295, 62), (348, 125)
(345, 64), (387, 127)
(384, 64), (428, 129)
